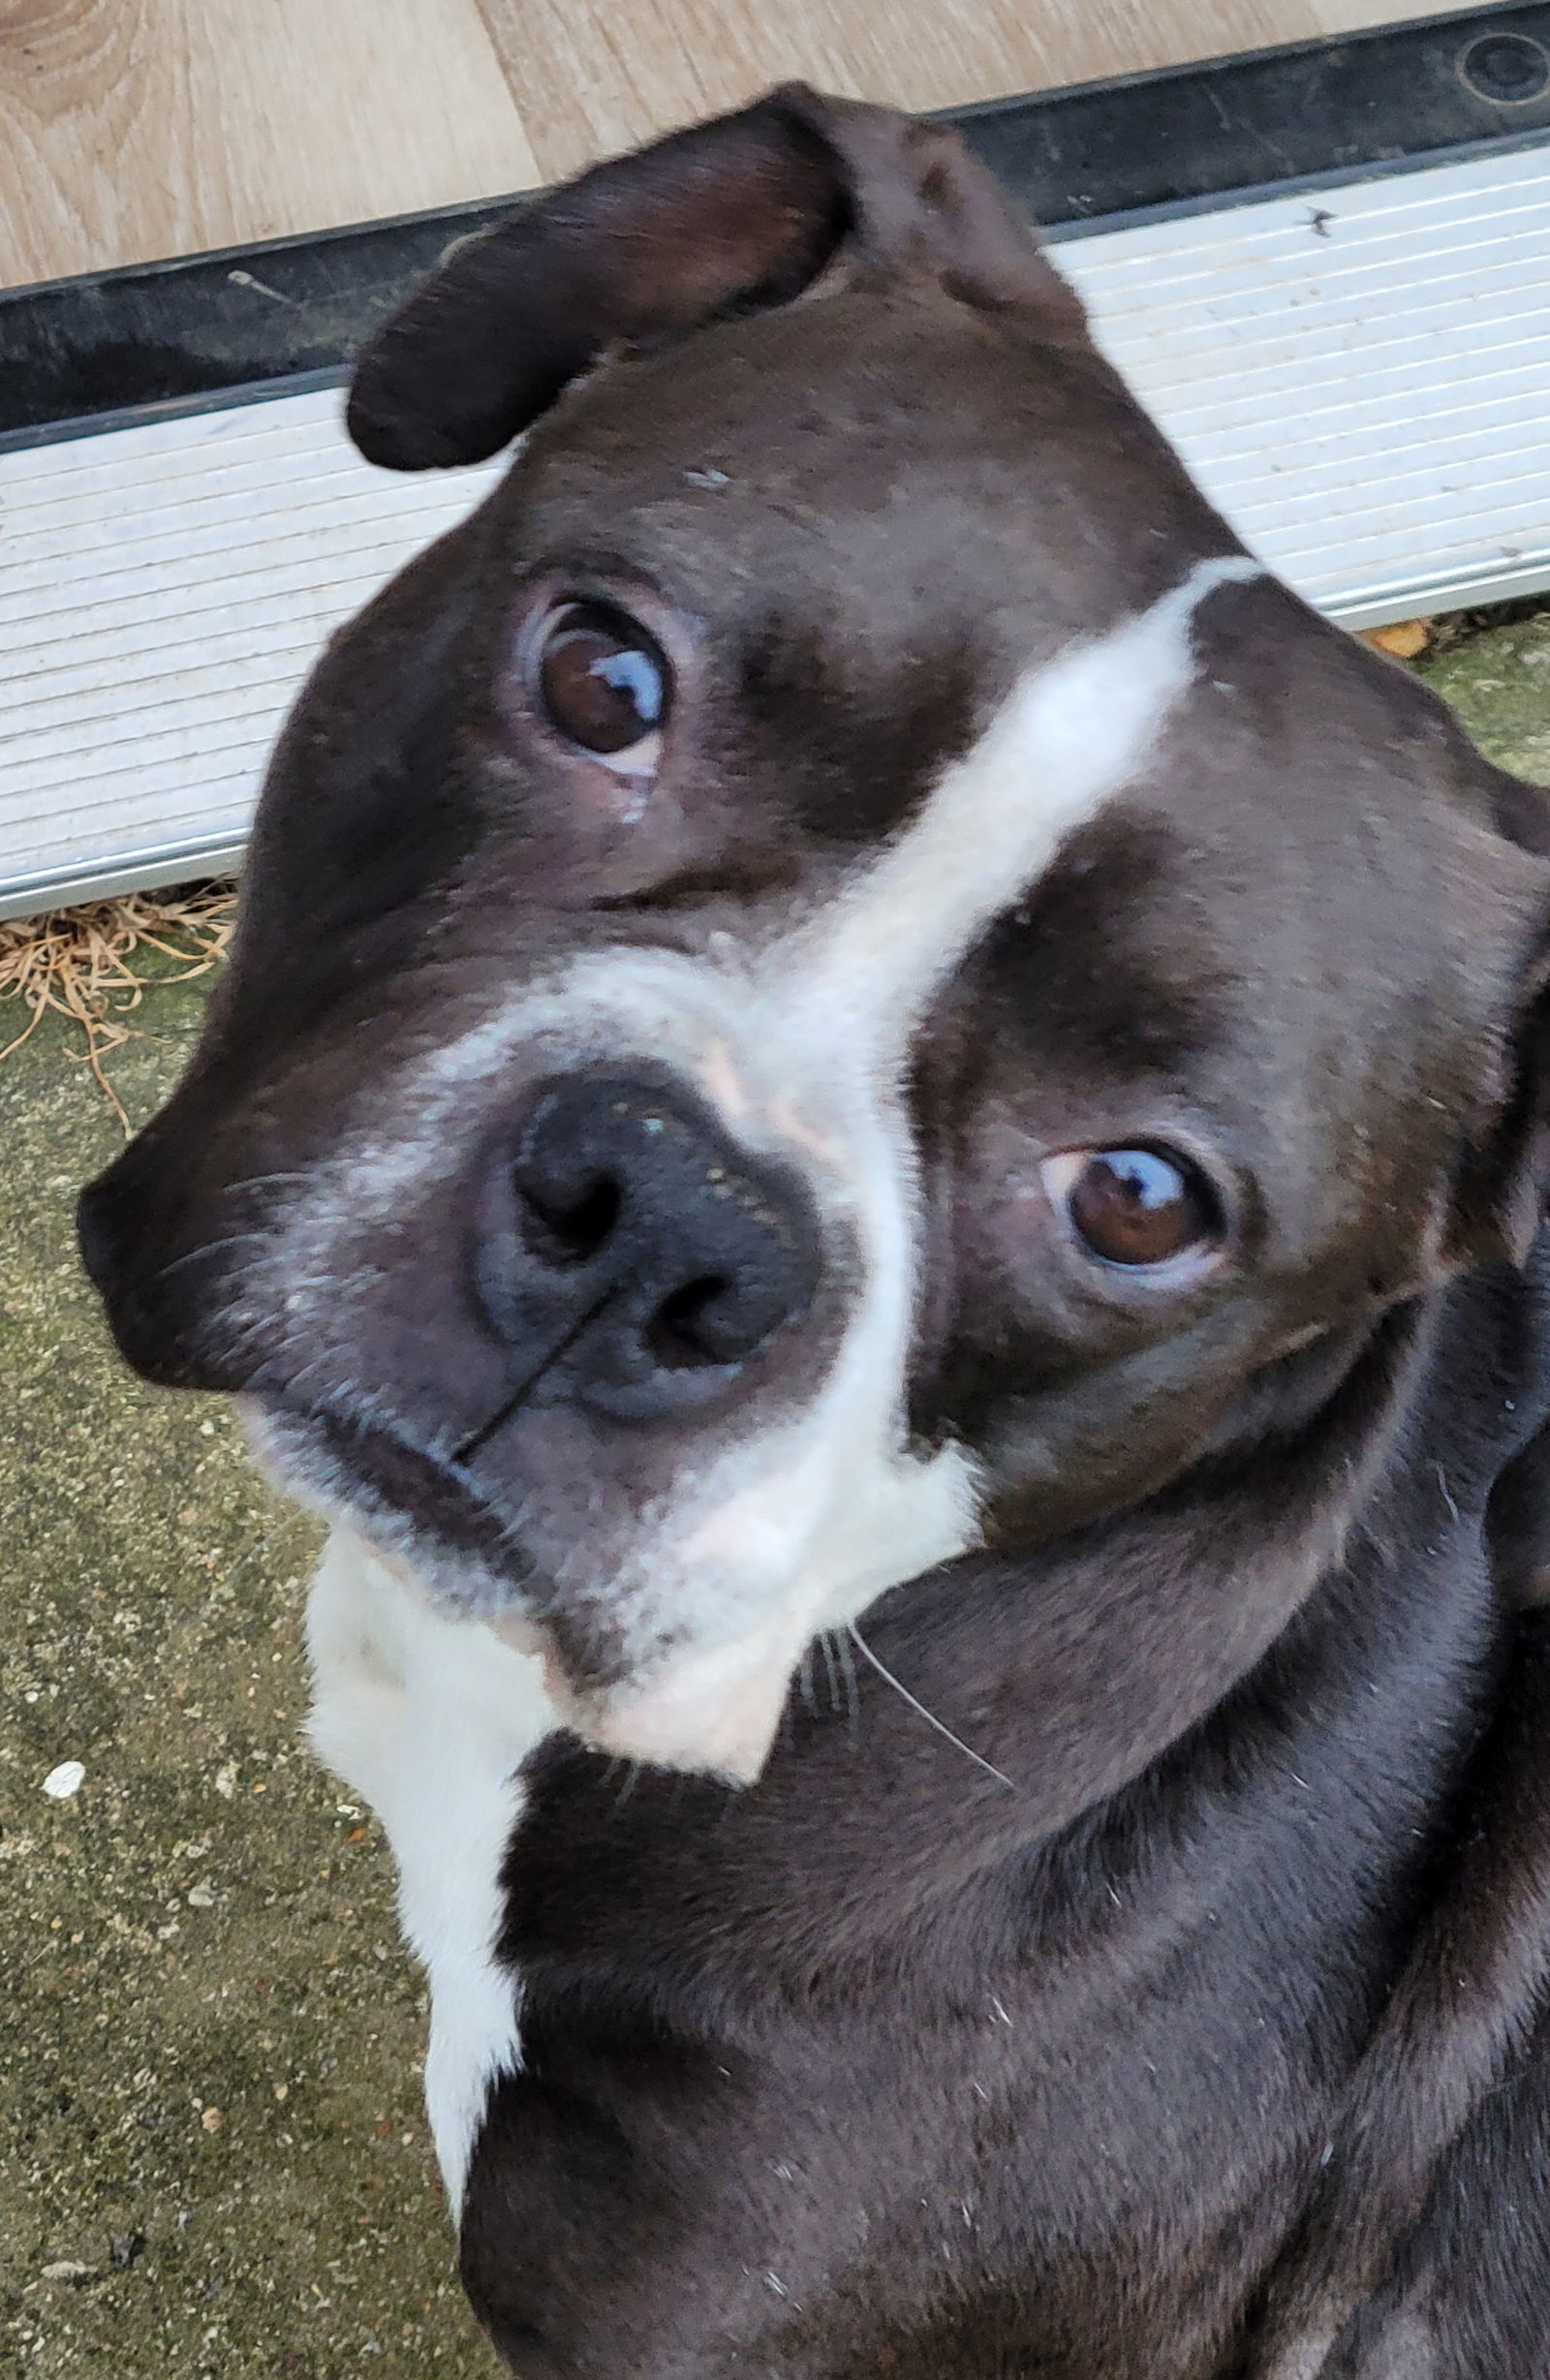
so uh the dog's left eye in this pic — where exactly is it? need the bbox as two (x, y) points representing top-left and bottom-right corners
(1042, 1146), (1225, 1272)
(535, 602), (670, 770)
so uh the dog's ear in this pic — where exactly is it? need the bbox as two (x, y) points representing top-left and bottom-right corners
(1448, 768), (1550, 1271)
(346, 84), (1084, 471)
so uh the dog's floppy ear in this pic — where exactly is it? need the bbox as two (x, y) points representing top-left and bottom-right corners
(346, 83), (1083, 471)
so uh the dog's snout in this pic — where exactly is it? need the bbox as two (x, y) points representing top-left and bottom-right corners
(473, 1073), (822, 1420)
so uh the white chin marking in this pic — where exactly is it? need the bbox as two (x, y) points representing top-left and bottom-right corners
(304, 1528), (560, 2218)
(272, 556), (1262, 1777)
(589, 1595), (836, 1784)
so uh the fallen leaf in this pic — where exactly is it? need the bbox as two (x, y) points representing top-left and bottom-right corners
(1361, 618), (1431, 660)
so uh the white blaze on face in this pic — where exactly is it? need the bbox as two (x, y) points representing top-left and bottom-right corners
(275, 554), (1264, 1781)
(592, 555), (1264, 1775)
(786, 555), (1264, 1050)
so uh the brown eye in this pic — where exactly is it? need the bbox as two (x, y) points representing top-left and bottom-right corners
(1044, 1147), (1224, 1271)
(535, 602), (669, 762)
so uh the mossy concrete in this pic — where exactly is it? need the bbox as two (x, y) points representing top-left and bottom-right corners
(1416, 612), (1550, 784)
(0, 982), (494, 2377)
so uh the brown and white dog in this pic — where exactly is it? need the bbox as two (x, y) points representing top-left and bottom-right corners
(79, 86), (1550, 2379)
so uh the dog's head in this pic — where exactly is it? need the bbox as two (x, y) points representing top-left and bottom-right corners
(80, 88), (1550, 1781)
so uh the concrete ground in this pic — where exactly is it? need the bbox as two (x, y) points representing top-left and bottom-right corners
(0, 980), (495, 2374)
(1416, 608), (1550, 783)
(0, 608), (1546, 2378)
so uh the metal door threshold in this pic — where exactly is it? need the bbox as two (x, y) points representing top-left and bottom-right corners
(5, 11), (1550, 920)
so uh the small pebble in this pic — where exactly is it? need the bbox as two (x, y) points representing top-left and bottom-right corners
(201, 2106), (224, 2132)
(42, 1760), (84, 1801)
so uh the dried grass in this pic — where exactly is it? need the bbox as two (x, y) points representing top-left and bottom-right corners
(0, 882), (235, 1130)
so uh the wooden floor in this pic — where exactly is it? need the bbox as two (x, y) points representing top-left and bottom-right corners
(0, 0), (1475, 291)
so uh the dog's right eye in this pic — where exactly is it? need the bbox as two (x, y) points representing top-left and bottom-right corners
(534, 602), (670, 771)
(1041, 1146), (1226, 1274)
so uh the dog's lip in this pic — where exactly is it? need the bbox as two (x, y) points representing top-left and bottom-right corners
(257, 1390), (540, 1584)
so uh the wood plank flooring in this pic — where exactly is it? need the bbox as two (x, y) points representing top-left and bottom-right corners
(0, 0), (536, 289)
(0, 0), (1484, 290)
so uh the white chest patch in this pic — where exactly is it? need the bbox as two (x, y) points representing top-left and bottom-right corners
(304, 1526), (559, 2216)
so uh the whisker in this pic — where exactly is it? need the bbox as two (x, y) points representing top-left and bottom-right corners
(218, 1171), (316, 1199)
(262, 1348), (342, 1401)
(832, 1627), (859, 1731)
(151, 1229), (272, 1285)
(818, 1627), (843, 1718)
(847, 1623), (1020, 1795)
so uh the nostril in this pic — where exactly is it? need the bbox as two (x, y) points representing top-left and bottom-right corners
(647, 1274), (740, 1369)
(511, 1084), (634, 1267)
(516, 1168), (622, 1266)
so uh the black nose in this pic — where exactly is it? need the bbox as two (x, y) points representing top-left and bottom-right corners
(473, 1073), (822, 1420)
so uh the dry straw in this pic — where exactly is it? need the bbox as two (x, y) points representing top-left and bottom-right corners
(0, 882), (235, 1130)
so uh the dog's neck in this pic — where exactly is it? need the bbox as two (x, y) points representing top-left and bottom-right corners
(507, 1282), (1506, 1980)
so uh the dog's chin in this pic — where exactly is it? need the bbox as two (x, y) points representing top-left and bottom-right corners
(474, 1601), (798, 1785)
(237, 1394), (817, 1784)
(576, 1603), (833, 1783)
